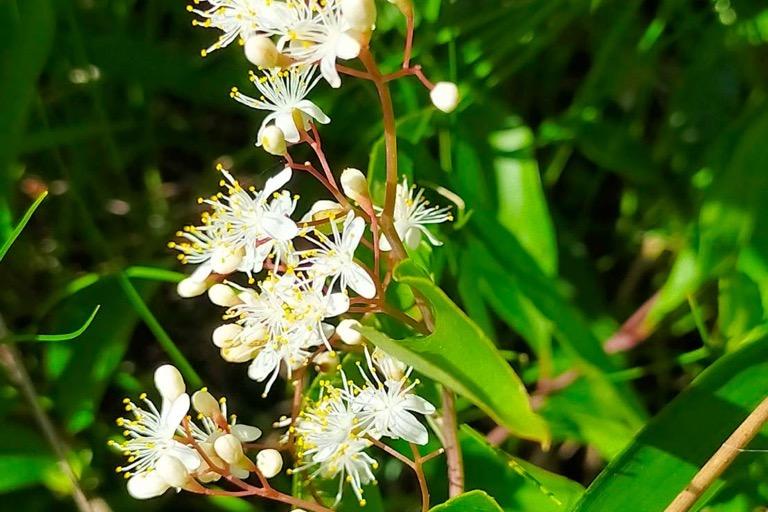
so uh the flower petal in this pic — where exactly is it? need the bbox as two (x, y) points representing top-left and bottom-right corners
(127, 472), (170, 500)
(402, 394), (436, 415)
(296, 99), (330, 125)
(275, 111), (301, 143)
(262, 212), (299, 241)
(231, 424), (263, 442)
(325, 292), (350, 316)
(161, 394), (191, 438)
(263, 166), (293, 196)
(345, 263), (376, 299)
(320, 53), (341, 89)
(336, 31), (361, 60)
(248, 350), (279, 382)
(167, 441), (202, 471)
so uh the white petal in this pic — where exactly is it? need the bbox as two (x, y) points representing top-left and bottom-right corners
(296, 99), (331, 125)
(345, 263), (376, 299)
(127, 472), (170, 500)
(256, 113), (280, 147)
(392, 410), (429, 445)
(263, 167), (293, 197)
(378, 233), (393, 252)
(336, 31), (361, 60)
(262, 213), (299, 241)
(343, 215), (366, 251)
(248, 350), (279, 382)
(231, 424), (263, 442)
(190, 262), (213, 282)
(320, 53), (341, 89)
(275, 111), (301, 143)
(417, 225), (443, 247)
(161, 394), (190, 438)
(325, 293), (350, 316)
(167, 441), (202, 472)
(405, 227), (423, 249)
(402, 394), (436, 415)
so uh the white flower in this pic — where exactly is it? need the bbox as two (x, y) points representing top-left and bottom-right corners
(277, 0), (365, 88)
(294, 386), (378, 505)
(380, 177), (453, 251)
(299, 212), (377, 299)
(232, 66), (329, 144)
(171, 166), (299, 281)
(351, 350), (436, 445)
(111, 368), (201, 499)
(189, 0), (289, 56)
(225, 272), (348, 395)
(430, 82), (460, 113)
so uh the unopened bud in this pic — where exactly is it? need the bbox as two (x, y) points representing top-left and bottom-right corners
(154, 365), (186, 402)
(214, 434), (245, 465)
(256, 449), (284, 479)
(372, 347), (407, 381)
(192, 389), (220, 417)
(177, 277), (209, 298)
(340, 168), (370, 204)
(156, 455), (190, 488)
(314, 351), (340, 373)
(127, 471), (170, 500)
(336, 319), (364, 345)
(208, 284), (242, 307)
(430, 82), (460, 113)
(260, 124), (287, 155)
(244, 35), (280, 68)
(212, 323), (243, 348)
(211, 246), (244, 275)
(341, 0), (377, 32)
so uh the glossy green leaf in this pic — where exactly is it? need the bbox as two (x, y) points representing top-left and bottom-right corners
(572, 333), (768, 511)
(430, 490), (504, 512)
(461, 426), (584, 511)
(360, 259), (550, 444)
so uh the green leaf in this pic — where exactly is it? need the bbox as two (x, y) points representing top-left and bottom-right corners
(460, 426), (584, 511)
(10, 305), (100, 343)
(0, 190), (47, 263)
(430, 490), (504, 512)
(359, 259), (550, 444)
(571, 333), (768, 511)
(0, 422), (55, 494)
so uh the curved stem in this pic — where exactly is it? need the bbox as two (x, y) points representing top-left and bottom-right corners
(410, 444), (431, 512)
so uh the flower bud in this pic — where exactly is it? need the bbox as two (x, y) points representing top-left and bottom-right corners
(154, 365), (186, 402)
(244, 35), (279, 68)
(213, 323), (243, 348)
(214, 434), (245, 465)
(336, 319), (363, 345)
(430, 82), (460, 113)
(372, 347), (407, 381)
(208, 284), (242, 307)
(387, 0), (413, 16)
(313, 351), (340, 373)
(156, 455), (190, 488)
(211, 246), (244, 275)
(192, 389), (220, 417)
(177, 277), (209, 298)
(256, 449), (283, 479)
(341, 0), (377, 32)
(260, 124), (288, 156)
(127, 471), (170, 500)
(340, 168), (370, 204)
(231, 423), (263, 442)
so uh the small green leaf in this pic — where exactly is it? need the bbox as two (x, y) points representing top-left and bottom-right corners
(360, 260), (550, 444)
(10, 305), (100, 343)
(430, 490), (504, 512)
(0, 190), (47, 263)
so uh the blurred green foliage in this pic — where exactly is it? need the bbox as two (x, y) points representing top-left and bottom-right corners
(1, 0), (768, 510)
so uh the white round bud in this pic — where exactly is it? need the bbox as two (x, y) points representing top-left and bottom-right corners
(127, 471), (170, 500)
(336, 319), (364, 345)
(211, 246), (244, 275)
(341, 0), (377, 32)
(313, 351), (340, 373)
(177, 277), (208, 298)
(214, 434), (245, 465)
(192, 389), (220, 417)
(154, 365), (186, 402)
(212, 323), (243, 348)
(340, 168), (370, 203)
(156, 455), (190, 488)
(208, 284), (242, 307)
(244, 35), (280, 68)
(256, 449), (284, 479)
(430, 82), (460, 113)
(260, 124), (287, 156)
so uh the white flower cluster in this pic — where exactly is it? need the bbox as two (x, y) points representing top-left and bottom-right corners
(189, 0), (376, 88)
(292, 348), (435, 505)
(110, 365), (272, 499)
(172, 163), (451, 398)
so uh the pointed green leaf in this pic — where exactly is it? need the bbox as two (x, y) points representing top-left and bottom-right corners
(360, 260), (550, 444)
(0, 190), (47, 263)
(11, 305), (100, 343)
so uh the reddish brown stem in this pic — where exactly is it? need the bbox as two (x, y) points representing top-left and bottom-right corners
(410, 444), (431, 512)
